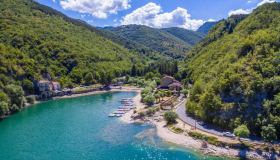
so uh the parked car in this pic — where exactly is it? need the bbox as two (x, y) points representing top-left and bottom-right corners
(223, 132), (235, 138)
(197, 121), (205, 126)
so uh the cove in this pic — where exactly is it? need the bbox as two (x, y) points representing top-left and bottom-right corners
(0, 92), (227, 160)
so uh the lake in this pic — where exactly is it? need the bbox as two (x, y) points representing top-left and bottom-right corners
(0, 92), (227, 160)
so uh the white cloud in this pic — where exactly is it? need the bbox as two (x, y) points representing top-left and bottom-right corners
(60, 0), (131, 19)
(257, 0), (276, 6)
(121, 3), (204, 31)
(207, 19), (216, 22)
(228, 0), (276, 16)
(247, 0), (254, 3)
(228, 8), (252, 16)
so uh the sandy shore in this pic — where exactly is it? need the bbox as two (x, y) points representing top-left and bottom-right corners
(120, 90), (265, 159)
(152, 120), (263, 159)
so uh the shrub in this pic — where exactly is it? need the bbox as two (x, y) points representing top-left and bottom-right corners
(143, 94), (156, 106)
(0, 101), (9, 116)
(234, 124), (250, 138)
(261, 124), (277, 143)
(170, 126), (184, 134)
(164, 111), (178, 124)
(26, 96), (36, 104)
(189, 131), (222, 146)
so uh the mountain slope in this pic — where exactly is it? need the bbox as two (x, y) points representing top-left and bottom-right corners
(101, 25), (194, 59)
(197, 21), (218, 34)
(161, 27), (205, 46)
(0, 0), (145, 116)
(0, 0), (141, 84)
(185, 3), (280, 140)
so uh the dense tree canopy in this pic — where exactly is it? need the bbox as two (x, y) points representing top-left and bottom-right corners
(0, 0), (146, 117)
(185, 3), (280, 140)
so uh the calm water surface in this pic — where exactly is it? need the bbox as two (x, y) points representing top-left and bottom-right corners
(0, 92), (227, 160)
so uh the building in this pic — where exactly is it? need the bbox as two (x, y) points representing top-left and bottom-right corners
(160, 76), (175, 88)
(37, 80), (62, 99)
(51, 82), (61, 91)
(38, 80), (52, 92)
(160, 76), (183, 91)
(168, 82), (183, 91)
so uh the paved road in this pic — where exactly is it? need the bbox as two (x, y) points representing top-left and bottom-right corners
(175, 98), (277, 145)
(175, 99), (223, 136)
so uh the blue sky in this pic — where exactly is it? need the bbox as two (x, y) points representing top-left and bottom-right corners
(36, 0), (278, 30)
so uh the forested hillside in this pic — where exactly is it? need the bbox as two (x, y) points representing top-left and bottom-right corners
(101, 25), (199, 59)
(161, 27), (205, 46)
(0, 0), (144, 116)
(186, 3), (280, 141)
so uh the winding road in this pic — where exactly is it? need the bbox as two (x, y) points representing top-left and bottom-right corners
(175, 99), (223, 136)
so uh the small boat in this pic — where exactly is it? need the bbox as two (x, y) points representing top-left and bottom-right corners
(108, 114), (116, 117)
(115, 114), (122, 117)
(122, 102), (134, 105)
(122, 98), (132, 100)
(121, 103), (133, 105)
(122, 99), (133, 101)
(117, 109), (130, 112)
(113, 111), (126, 114)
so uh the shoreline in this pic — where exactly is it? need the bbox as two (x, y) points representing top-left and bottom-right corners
(124, 91), (265, 159)
(10, 87), (270, 159)
(53, 86), (141, 100)
(3, 86), (141, 121)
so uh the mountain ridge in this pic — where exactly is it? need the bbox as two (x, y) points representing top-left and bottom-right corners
(100, 25), (205, 59)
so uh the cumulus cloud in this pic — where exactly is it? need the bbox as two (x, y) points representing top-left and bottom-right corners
(228, 9), (252, 16)
(60, 0), (131, 19)
(229, 0), (276, 16)
(121, 3), (204, 31)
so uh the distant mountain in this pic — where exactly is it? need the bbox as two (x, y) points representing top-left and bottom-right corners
(197, 21), (218, 34)
(185, 3), (280, 139)
(101, 25), (205, 59)
(161, 27), (205, 46)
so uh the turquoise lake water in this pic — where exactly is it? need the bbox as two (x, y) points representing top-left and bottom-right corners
(0, 92), (228, 160)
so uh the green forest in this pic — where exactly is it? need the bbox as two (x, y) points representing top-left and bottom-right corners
(0, 0), (186, 118)
(185, 3), (280, 141)
(101, 25), (204, 59)
(0, 0), (145, 117)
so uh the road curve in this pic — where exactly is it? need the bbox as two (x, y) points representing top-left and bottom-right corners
(175, 99), (223, 136)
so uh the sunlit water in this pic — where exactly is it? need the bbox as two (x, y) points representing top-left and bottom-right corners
(0, 92), (227, 160)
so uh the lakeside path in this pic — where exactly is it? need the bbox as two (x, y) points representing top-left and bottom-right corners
(175, 99), (223, 136)
(53, 86), (141, 100)
(174, 99), (241, 144)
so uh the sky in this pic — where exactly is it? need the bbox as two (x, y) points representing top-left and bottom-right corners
(36, 0), (279, 30)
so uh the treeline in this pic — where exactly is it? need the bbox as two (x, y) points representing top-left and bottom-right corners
(185, 3), (280, 141)
(130, 60), (180, 78)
